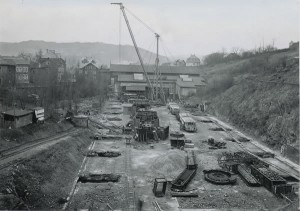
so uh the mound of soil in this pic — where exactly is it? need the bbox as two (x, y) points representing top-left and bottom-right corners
(150, 150), (186, 178)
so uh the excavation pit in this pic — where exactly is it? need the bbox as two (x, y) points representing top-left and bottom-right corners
(87, 150), (121, 157)
(200, 120), (213, 123)
(209, 127), (225, 131)
(78, 173), (121, 183)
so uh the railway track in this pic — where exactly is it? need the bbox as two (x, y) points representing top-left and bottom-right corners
(204, 116), (300, 180)
(124, 146), (136, 211)
(0, 128), (80, 170)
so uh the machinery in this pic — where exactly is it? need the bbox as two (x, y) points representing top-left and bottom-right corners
(133, 109), (169, 142)
(171, 150), (197, 191)
(112, 3), (165, 103)
(153, 178), (167, 197)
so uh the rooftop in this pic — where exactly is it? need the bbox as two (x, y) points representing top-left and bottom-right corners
(80, 57), (99, 69)
(186, 54), (200, 64)
(42, 49), (61, 59)
(2, 109), (33, 117)
(110, 64), (200, 75)
(0, 56), (30, 66)
(176, 77), (206, 88)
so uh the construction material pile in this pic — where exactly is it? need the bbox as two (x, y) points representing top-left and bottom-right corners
(150, 151), (186, 179)
(207, 138), (226, 149)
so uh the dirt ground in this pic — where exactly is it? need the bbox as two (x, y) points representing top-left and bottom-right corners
(0, 118), (74, 151)
(0, 131), (91, 209)
(0, 98), (297, 210)
(130, 106), (289, 210)
(67, 102), (292, 210)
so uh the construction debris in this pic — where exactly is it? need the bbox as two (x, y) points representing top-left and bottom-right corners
(209, 127), (225, 131)
(237, 164), (260, 187)
(207, 138), (226, 149)
(171, 191), (199, 197)
(238, 137), (251, 142)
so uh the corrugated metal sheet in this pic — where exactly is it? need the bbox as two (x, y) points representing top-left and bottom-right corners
(110, 64), (200, 75)
(2, 109), (33, 117)
(126, 86), (146, 91)
(120, 82), (148, 87)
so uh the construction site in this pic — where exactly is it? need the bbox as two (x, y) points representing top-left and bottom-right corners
(0, 1), (299, 211)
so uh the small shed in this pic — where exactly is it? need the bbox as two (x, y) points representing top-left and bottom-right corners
(2, 109), (33, 128)
(72, 115), (89, 127)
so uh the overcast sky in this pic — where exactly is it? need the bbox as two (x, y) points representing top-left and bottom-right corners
(0, 0), (299, 58)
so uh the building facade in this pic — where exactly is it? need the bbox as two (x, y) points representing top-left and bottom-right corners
(186, 54), (201, 66)
(0, 56), (30, 87)
(30, 50), (66, 85)
(79, 58), (99, 80)
(110, 64), (205, 99)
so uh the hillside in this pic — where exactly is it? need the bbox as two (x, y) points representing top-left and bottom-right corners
(196, 49), (299, 151)
(0, 40), (167, 66)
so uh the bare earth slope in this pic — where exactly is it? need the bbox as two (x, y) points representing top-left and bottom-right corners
(199, 49), (299, 154)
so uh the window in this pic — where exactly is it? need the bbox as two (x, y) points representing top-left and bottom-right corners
(180, 75), (189, 79)
(134, 73), (143, 80)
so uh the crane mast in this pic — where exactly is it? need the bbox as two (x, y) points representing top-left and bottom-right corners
(112, 2), (154, 100)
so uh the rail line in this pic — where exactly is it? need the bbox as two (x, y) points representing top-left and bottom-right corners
(0, 128), (80, 170)
(124, 145), (136, 211)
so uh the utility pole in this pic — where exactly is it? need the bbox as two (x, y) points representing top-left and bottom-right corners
(111, 3), (154, 100)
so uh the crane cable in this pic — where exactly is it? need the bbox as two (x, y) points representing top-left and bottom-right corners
(124, 7), (157, 34)
(119, 8), (122, 63)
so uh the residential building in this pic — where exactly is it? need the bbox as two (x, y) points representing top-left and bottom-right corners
(0, 56), (30, 87)
(79, 57), (99, 80)
(289, 41), (299, 50)
(186, 54), (201, 66)
(30, 50), (66, 85)
(174, 59), (186, 66)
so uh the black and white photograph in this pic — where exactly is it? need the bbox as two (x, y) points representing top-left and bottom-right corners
(0, 0), (299, 210)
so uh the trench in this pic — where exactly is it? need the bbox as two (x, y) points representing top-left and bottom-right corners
(86, 150), (121, 157)
(77, 173), (121, 183)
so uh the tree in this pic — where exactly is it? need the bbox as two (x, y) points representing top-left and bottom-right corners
(203, 52), (225, 65)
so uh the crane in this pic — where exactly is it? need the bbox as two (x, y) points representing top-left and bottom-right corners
(111, 2), (154, 100)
